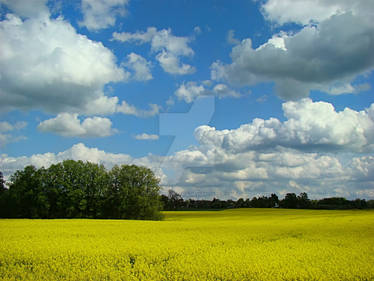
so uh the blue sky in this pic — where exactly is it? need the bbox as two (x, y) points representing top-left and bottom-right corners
(1, 0), (374, 200)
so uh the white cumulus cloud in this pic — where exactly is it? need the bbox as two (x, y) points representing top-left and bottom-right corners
(113, 27), (195, 75)
(161, 145), (369, 199)
(0, 121), (27, 147)
(175, 81), (240, 103)
(195, 99), (374, 153)
(134, 133), (159, 140)
(212, 0), (374, 100)
(122, 53), (153, 81)
(0, 121), (26, 132)
(0, 143), (167, 184)
(80, 0), (129, 31)
(227, 29), (240, 45)
(261, 0), (374, 25)
(2, 140), (374, 200)
(116, 101), (160, 118)
(0, 3), (127, 115)
(157, 100), (374, 199)
(0, 0), (49, 18)
(37, 113), (117, 137)
(0, 143), (132, 177)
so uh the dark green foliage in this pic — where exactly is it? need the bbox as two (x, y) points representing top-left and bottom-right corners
(367, 200), (374, 208)
(0, 171), (4, 190)
(278, 192), (311, 209)
(0, 161), (162, 220)
(250, 193), (279, 208)
(105, 165), (162, 220)
(163, 189), (183, 210)
(8, 166), (46, 218)
(161, 190), (372, 211)
(0, 171), (10, 217)
(312, 197), (367, 210)
(297, 192), (311, 209)
(280, 193), (298, 208)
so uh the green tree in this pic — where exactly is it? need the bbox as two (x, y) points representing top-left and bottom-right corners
(281, 193), (298, 209)
(0, 171), (10, 217)
(236, 198), (245, 208)
(167, 189), (183, 210)
(297, 192), (311, 209)
(79, 161), (109, 218)
(4, 161), (163, 220)
(107, 165), (162, 220)
(8, 166), (47, 218)
(0, 171), (5, 191)
(44, 160), (109, 218)
(43, 161), (82, 218)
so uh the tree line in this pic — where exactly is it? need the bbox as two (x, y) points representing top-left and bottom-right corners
(161, 190), (374, 210)
(1, 162), (373, 220)
(0, 161), (162, 220)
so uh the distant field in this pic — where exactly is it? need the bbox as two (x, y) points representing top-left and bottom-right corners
(1, 209), (374, 280)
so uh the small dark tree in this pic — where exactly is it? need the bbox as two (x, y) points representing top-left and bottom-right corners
(250, 196), (258, 207)
(367, 200), (374, 209)
(160, 194), (169, 210)
(0, 171), (10, 217)
(212, 198), (223, 209)
(270, 193), (279, 208)
(297, 192), (311, 209)
(0, 171), (5, 191)
(353, 198), (367, 209)
(167, 189), (183, 210)
(235, 198), (245, 208)
(281, 193), (298, 208)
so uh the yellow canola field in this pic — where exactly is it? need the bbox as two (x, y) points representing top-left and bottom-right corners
(1, 208), (374, 280)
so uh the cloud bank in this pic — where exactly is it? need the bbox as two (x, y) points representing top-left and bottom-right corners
(3, 100), (374, 199)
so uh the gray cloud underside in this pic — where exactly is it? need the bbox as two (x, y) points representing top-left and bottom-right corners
(212, 2), (374, 100)
(261, 0), (374, 25)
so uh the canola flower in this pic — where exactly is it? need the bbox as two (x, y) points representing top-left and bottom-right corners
(0, 208), (374, 280)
